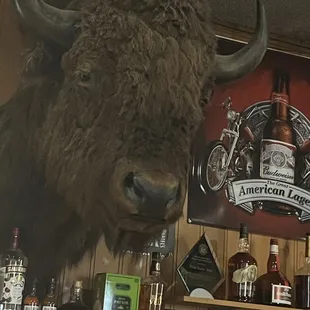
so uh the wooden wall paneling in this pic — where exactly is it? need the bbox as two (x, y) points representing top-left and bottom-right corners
(278, 238), (295, 285)
(174, 195), (202, 298)
(61, 250), (95, 304)
(295, 239), (306, 272)
(119, 252), (148, 278)
(93, 237), (121, 278)
(250, 234), (271, 278)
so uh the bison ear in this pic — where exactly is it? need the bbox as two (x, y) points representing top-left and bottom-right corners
(212, 0), (268, 85)
(12, 0), (80, 48)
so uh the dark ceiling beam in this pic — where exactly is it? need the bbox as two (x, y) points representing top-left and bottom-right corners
(212, 21), (310, 60)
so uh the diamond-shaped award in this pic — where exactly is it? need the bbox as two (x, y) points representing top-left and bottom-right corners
(177, 233), (224, 297)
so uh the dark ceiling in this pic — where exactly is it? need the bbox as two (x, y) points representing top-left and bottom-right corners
(209, 0), (310, 58)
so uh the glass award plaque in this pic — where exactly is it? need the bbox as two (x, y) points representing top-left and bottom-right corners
(177, 232), (224, 296)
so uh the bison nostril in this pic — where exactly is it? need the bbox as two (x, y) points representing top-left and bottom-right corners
(123, 171), (180, 213)
(124, 172), (145, 203)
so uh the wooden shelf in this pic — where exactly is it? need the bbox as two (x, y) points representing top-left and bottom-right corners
(177, 296), (302, 310)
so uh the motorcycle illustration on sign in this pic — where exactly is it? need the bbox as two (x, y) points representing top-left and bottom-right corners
(197, 96), (310, 221)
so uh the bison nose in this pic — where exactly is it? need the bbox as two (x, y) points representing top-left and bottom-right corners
(124, 172), (180, 216)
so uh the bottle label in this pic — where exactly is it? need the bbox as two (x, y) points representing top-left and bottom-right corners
(232, 265), (258, 297)
(24, 306), (39, 310)
(271, 284), (291, 305)
(270, 244), (279, 254)
(149, 283), (164, 307)
(0, 265), (26, 305)
(271, 92), (289, 106)
(42, 307), (57, 310)
(260, 139), (296, 184)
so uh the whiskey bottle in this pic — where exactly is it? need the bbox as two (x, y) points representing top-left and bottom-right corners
(260, 70), (296, 184)
(0, 228), (28, 310)
(23, 278), (40, 310)
(254, 238), (292, 307)
(227, 223), (257, 302)
(294, 233), (310, 309)
(42, 278), (57, 310)
(58, 281), (89, 310)
(139, 252), (167, 310)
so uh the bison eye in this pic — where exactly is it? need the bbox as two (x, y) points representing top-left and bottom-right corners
(76, 70), (92, 84)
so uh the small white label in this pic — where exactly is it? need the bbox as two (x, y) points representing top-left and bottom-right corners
(270, 245), (279, 254)
(271, 284), (291, 305)
(24, 306), (39, 310)
(260, 139), (296, 184)
(42, 306), (57, 310)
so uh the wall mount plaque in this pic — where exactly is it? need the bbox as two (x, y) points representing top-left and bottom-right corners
(177, 233), (224, 296)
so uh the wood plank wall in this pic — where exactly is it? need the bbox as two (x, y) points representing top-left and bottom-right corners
(0, 0), (307, 306)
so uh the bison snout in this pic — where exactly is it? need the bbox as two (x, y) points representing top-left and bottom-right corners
(124, 171), (180, 216)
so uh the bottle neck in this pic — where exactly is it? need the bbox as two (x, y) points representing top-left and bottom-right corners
(267, 243), (280, 272)
(30, 286), (37, 297)
(237, 237), (250, 253)
(48, 285), (55, 297)
(271, 92), (289, 120)
(70, 287), (83, 303)
(150, 259), (161, 276)
(11, 232), (19, 250)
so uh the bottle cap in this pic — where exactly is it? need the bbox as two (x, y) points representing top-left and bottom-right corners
(12, 228), (19, 236)
(270, 238), (278, 245)
(239, 223), (248, 238)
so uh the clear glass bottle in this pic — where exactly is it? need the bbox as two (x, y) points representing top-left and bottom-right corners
(254, 238), (292, 307)
(23, 278), (39, 310)
(294, 233), (310, 309)
(58, 281), (89, 310)
(227, 223), (257, 302)
(139, 252), (167, 310)
(0, 228), (28, 310)
(42, 278), (57, 310)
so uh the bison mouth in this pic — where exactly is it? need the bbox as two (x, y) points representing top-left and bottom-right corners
(117, 214), (167, 234)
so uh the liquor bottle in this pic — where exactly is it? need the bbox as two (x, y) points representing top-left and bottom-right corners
(139, 252), (167, 310)
(260, 70), (296, 184)
(254, 238), (292, 307)
(58, 281), (89, 310)
(0, 228), (28, 310)
(227, 223), (257, 302)
(42, 278), (57, 310)
(23, 278), (40, 310)
(294, 233), (310, 309)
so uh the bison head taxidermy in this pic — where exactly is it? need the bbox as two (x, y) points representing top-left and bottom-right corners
(2, 0), (267, 285)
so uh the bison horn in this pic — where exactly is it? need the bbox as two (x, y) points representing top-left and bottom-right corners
(213, 0), (268, 85)
(12, 0), (80, 48)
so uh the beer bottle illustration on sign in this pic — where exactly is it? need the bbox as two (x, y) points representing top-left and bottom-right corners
(259, 70), (297, 213)
(260, 70), (297, 184)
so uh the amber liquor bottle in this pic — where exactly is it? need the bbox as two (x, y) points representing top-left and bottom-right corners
(23, 278), (40, 310)
(294, 233), (310, 309)
(227, 223), (257, 302)
(139, 252), (167, 310)
(254, 238), (292, 307)
(58, 281), (89, 310)
(0, 228), (28, 310)
(42, 278), (57, 310)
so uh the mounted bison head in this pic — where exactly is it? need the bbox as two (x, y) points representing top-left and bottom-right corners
(4, 0), (267, 281)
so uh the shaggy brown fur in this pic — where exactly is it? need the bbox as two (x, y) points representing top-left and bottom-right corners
(1, 0), (216, 294)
